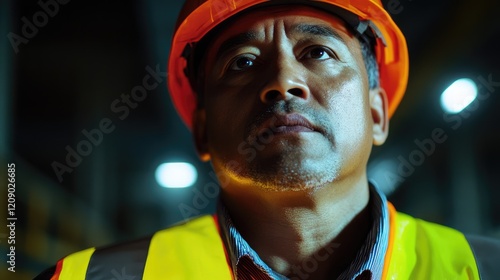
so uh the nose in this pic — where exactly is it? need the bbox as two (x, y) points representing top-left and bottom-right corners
(259, 58), (310, 104)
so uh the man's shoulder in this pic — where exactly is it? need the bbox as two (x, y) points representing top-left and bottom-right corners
(161, 214), (217, 233)
(33, 215), (216, 280)
(395, 211), (466, 238)
(68, 214), (216, 258)
(465, 234), (500, 280)
(394, 211), (500, 279)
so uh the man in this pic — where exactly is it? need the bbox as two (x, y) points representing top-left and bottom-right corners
(36, 0), (500, 279)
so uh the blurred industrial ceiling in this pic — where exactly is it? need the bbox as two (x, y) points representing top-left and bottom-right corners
(5, 0), (500, 240)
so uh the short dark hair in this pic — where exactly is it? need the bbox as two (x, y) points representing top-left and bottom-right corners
(357, 33), (380, 90)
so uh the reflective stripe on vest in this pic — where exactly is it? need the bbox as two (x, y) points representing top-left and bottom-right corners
(52, 215), (233, 280)
(52, 205), (480, 279)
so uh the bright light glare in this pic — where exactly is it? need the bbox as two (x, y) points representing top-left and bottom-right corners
(440, 78), (478, 114)
(155, 162), (197, 188)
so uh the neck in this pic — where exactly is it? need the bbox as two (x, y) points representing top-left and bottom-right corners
(221, 175), (372, 279)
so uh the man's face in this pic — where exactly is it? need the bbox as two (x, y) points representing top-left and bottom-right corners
(195, 5), (387, 192)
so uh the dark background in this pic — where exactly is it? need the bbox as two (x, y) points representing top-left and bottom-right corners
(1, 0), (499, 279)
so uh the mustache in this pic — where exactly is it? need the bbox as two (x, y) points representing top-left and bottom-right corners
(244, 101), (334, 143)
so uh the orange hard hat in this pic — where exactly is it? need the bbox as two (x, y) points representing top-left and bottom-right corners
(168, 0), (409, 129)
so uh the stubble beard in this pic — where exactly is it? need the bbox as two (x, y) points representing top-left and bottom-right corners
(220, 100), (342, 192)
(230, 147), (342, 192)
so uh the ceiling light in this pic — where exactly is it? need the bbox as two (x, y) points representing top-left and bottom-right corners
(155, 162), (197, 188)
(440, 78), (478, 114)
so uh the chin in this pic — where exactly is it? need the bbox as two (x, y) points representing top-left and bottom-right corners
(242, 156), (342, 192)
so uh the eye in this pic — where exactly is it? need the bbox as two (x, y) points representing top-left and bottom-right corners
(228, 55), (255, 71)
(303, 46), (336, 60)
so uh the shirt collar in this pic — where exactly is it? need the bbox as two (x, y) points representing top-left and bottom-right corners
(216, 183), (389, 280)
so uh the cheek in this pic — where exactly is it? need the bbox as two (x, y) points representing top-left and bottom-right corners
(204, 87), (253, 150)
(324, 74), (372, 148)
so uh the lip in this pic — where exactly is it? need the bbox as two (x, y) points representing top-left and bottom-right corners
(255, 113), (319, 137)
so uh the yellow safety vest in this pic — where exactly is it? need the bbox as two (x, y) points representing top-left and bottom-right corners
(383, 203), (480, 280)
(51, 203), (480, 280)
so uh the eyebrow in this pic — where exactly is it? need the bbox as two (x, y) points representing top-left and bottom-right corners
(215, 23), (345, 58)
(216, 32), (258, 59)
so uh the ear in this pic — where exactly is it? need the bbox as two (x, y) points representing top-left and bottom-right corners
(193, 109), (211, 162)
(370, 87), (389, 146)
